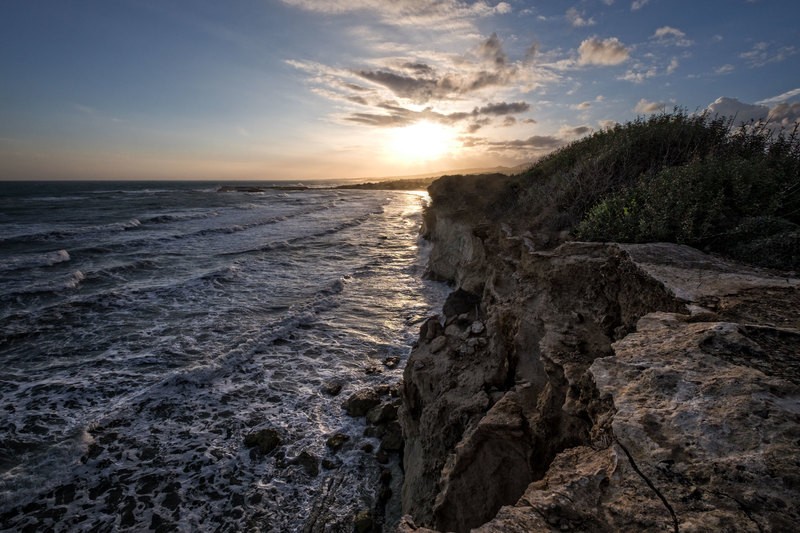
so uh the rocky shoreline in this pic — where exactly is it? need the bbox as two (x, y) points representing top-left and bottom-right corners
(395, 175), (800, 532)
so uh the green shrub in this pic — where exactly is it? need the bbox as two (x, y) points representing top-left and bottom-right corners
(500, 109), (800, 269)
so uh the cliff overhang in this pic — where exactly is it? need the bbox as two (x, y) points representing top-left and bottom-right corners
(398, 181), (800, 532)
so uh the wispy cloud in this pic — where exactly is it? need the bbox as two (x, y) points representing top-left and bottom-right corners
(280, 0), (512, 30)
(740, 41), (797, 67)
(756, 88), (800, 106)
(651, 26), (693, 47)
(566, 7), (595, 27)
(714, 64), (735, 75)
(631, 0), (649, 11)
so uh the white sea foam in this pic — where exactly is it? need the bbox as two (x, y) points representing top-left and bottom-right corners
(0, 186), (449, 531)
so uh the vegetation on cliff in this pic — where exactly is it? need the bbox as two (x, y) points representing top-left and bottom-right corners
(435, 110), (799, 270)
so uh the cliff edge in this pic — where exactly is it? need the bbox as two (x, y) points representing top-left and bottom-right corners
(397, 174), (800, 532)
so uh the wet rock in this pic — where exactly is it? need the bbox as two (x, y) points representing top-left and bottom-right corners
(320, 380), (344, 396)
(293, 450), (319, 477)
(361, 442), (375, 453)
(343, 388), (381, 417)
(325, 433), (350, 452)
(243, 428), (282, 455)
(321, 457), (341, 470)
(354, 509), (374, 533)
(380, 422), (403, 452)
(383, 356), (400, 368)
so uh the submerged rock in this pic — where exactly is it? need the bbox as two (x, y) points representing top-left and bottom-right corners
(243, 429), (281, 455)
(325, 433), (350, 452)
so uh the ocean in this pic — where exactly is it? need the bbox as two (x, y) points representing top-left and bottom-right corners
(0, 181), (448, 531)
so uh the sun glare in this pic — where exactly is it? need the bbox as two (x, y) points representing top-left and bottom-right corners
(387, 122), (457, 162)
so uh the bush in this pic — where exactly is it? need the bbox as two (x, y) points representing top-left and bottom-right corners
(494, 108), (799, 269)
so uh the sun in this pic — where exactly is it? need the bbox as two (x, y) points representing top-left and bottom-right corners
(387, 121), (457, 162)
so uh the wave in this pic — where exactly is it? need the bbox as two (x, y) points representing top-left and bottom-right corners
(220, 212), (375, 257)
(0, 218), (142, 245)
(139, 212), (219, 224)
(0, 249), (71, 272)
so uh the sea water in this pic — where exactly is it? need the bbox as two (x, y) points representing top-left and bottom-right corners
(0, 181), (448, 531)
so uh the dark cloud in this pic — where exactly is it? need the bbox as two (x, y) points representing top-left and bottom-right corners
(487, 135), (565, 153)
(476, 101), (530, 115)
(502, 116), (517, 126)
(402, 62), (436, 75)
(342, 100), (532, 128)
(356, 70), (438, 101)
(466, 117), (492, 133)
(478, 32), (508, 67)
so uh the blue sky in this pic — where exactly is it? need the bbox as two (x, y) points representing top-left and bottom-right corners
(1, 0), (799, 180)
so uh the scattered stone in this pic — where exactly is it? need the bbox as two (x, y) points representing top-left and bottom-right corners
(320, 379), (343, 396)
(366, 401), (398, 425)
(470, 321), (485, 335)
(243, 429), (282, 455)
(380, 422), (403, 452)
(293, 451), (319, 477)
(325, 433), (350, 452)
(383, 356), (400, 368)
(361, 442), (375, 453)
(364, 363), (383, 375)
(343, 389), (381, 417)
(375, 450), (389, 464)
(321, 458), (340, 470)
(364, 425), (386, 439)
(354, 509), (374, 533)
(420, 316), (443, 341)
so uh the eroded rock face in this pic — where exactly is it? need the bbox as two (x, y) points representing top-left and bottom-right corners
(399, 182), (800, 532)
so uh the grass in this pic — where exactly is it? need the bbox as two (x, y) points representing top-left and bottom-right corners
(499, 109), (800, 270)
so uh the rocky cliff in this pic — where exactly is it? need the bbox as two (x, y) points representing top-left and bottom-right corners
(397, 175), (800, 532)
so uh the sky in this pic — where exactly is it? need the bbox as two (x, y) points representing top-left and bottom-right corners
(1, 0), (799, 181)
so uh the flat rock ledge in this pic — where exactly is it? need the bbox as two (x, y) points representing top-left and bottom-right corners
(398, 219), (799, 533)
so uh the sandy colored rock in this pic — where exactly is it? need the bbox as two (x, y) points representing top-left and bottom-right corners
(399, 181), (800, 532)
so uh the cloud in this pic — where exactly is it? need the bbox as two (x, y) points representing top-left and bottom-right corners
(666, 57), (679, 74)
(475, 101), (530, 115)
(620, 66), (657, 83)
(280, 0), (513, 30)
(740, 41), (797, 67)
(714, 64), (734, 75)
(502, 116), (517, 126)
(577, 37), (630, 66)
(634, 98), (664, 113)
(706, 96), (800, 127)
(768, 102), (800, 126)
(651, 26), (693, 47)
(486, 135), (565, 152)
(566, 7), (595, 27)
(340, 99), (531, 129)
(573, 101), (592, 110)
(631, 0), (649, 10)
(756, 88), (800, 106)
(706, 97), (768, 124)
